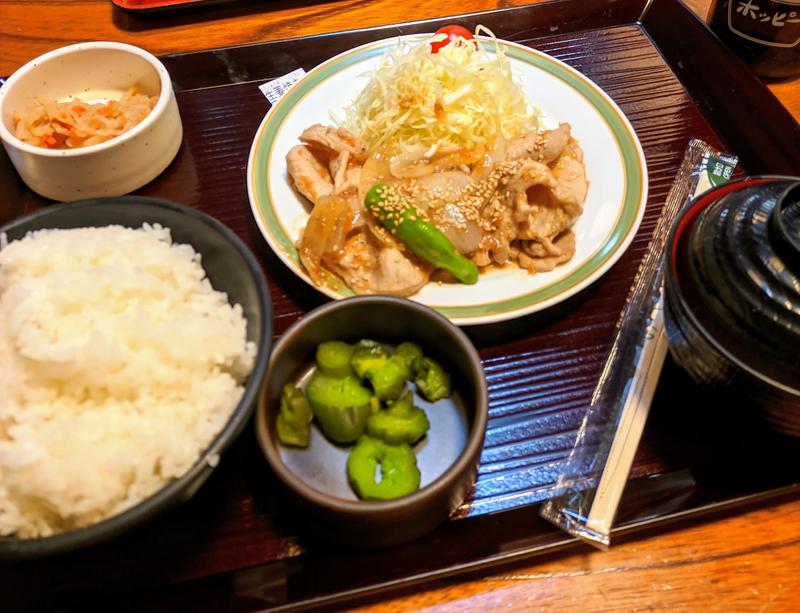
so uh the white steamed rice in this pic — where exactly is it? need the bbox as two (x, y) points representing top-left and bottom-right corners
(0, 224), (255, 538)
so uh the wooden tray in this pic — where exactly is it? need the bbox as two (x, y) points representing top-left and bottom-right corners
(3, 0), (800, 610)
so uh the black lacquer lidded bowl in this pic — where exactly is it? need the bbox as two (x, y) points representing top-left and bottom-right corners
(664, 176), (800, 436)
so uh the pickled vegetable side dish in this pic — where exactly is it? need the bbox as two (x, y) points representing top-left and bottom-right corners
(276, 339), (452, 500)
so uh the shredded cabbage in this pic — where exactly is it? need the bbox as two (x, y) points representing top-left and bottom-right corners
(343, 26), (540, 156)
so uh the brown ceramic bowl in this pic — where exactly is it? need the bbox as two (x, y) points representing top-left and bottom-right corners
(255, 296), (488, 548)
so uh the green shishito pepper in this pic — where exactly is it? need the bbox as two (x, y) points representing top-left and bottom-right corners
(367, 391), (430, 445)
(364, 184), (479, 285)
(276, 383), (313, 447)
(347, 435), (421, 500)
(413, 356), (452, 402)
(305, 371), (373, 444)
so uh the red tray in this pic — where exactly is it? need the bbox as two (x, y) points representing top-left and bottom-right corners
(3, 0), (800, 610)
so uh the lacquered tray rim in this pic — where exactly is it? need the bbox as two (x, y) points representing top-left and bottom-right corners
(9, 0), (800, 608)
(267, 482), (800, 612)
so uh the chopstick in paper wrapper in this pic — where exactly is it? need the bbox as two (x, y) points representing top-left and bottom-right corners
(539, 139), (737, 549)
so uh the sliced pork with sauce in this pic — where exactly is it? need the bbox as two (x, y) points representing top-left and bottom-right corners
(286, 123), (589, 297)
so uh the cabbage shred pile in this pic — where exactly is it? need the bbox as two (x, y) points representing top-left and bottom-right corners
(344, 27), (540, 157)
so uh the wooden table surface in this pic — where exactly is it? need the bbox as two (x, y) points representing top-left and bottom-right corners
(1, 1), (798, 611)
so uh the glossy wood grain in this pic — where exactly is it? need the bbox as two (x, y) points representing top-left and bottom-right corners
(2, 1), (800, 612)
(0, 0), (798, 121)
(352, 499), (800, 612)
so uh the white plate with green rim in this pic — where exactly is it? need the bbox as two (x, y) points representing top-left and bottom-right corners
(247, 35), (648, 326)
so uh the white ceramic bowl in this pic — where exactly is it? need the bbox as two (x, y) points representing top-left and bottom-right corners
(0, 42), (182, 201)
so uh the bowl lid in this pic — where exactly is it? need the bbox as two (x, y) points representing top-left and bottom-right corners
(677, 177), (800, 388)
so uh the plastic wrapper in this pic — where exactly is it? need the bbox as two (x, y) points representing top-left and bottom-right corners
(539, 138), (738, 549)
